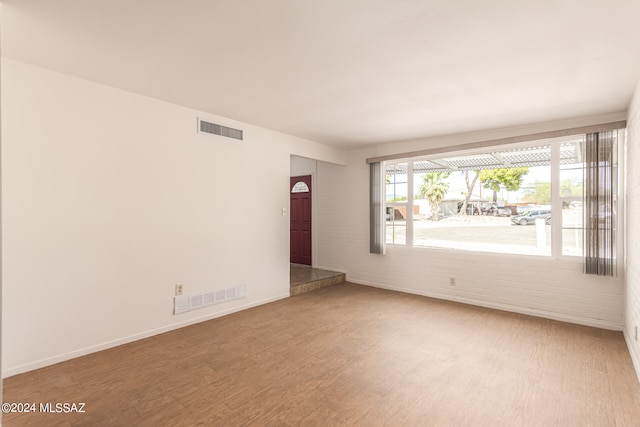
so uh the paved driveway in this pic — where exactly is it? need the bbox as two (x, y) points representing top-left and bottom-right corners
(387, 215), (581, 256)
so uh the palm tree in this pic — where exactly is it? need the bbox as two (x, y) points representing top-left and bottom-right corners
(418, 172), (450, 221)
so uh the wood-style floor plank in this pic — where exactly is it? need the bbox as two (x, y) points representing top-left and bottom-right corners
(3, 283), (640, 426)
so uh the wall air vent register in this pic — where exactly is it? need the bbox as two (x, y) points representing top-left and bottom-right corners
(197, 118), (244, 141)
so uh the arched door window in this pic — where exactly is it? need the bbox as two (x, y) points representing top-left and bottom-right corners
(291, 181), (310, 193)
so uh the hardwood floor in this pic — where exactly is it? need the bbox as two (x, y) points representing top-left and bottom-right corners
(4, 283), (640, 426)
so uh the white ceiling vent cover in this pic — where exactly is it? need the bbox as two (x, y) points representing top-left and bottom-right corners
(198, 118), (243, 141)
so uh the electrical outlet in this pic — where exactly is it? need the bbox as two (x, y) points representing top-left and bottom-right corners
(635, 326), (638, 342)
(175, 284), (184, 296)
(449, 277), (456, 286)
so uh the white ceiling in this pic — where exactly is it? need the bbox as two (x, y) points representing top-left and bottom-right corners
(3, 0), (640, 148)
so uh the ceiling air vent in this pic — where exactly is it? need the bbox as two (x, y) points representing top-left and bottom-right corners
(198, 118), (243, 141)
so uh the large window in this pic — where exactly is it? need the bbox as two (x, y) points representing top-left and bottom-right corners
(382, 133), (622, 258)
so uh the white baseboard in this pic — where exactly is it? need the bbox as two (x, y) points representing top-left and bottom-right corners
(623, 328), (640, 384)
(347, 278), (624, 331)
(3, 293), (289, 378)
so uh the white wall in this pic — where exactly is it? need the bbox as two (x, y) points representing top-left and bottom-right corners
(1, 58), (346, 376)
(625, 77), (640, 379)
(316, 120), (626, 330)
(290, 156), (317, 177)
(0, 18), (4, 419)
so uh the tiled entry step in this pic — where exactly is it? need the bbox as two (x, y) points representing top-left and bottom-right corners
(290, 265), (346, 296)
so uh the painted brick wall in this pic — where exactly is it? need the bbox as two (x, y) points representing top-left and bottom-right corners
(317, 139), (625, 330)
(625, 78), (640, 377)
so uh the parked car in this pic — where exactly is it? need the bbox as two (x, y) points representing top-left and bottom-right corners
(511, 210), (551, 225)
(477, 203), (510, 216)
(485, 206), (511, 217)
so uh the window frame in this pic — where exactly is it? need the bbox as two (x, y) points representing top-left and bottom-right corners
(381, 134), (625, 262)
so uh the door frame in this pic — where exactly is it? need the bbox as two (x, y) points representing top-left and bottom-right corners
(290, 174), (313, 266)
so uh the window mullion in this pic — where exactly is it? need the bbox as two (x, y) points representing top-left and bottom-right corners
(551, 143), (562, 257)
(406, 162), (414, 246)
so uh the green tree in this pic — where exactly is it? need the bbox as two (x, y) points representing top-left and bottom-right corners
(479, 167), (529, 203)
(523, 181), (551, 205)
(418, 172), (451, 221)
(523, 179), (583, 207)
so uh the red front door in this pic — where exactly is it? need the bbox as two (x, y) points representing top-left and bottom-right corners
(290, 175), (312, 265)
